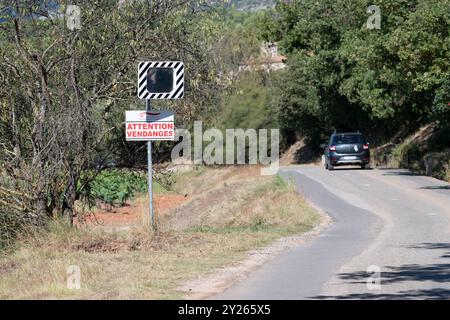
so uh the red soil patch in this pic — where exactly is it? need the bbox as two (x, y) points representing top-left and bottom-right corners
(78, 194), (187, 227)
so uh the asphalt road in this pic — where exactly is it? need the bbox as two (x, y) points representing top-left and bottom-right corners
(214, 166), (450, 299)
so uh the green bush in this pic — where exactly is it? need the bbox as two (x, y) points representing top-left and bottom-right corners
(87, 169), (147, 208)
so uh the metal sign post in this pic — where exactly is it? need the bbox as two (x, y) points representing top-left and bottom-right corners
(125, 107), (174, 230)
(146, 99), (155, 229)
(130, 61), (184, 230)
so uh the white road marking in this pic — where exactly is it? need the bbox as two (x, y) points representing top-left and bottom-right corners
(427, 212), (440, 216)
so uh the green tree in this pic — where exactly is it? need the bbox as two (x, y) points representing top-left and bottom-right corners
(262, 0), (449, 145)
(218, 71), (276, 130)
(0, 0), (220, 228)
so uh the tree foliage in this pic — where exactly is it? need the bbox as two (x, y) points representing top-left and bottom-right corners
(0, 0), (220, 226)
(264, 0), (449, 144)
(218, 71), (276, 130)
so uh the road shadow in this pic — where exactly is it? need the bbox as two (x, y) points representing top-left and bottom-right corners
(337, 263), (450, 284)
(408, 242), (450, 250)
(408, 243), (450, 259)
(313, 288), (450, 300)
(378, 168), (421, 176)
(331, 167), (374, 171)
(312, 242), (450, 300)
(419, 185), (450, 190)
(377, 169), (450, 187)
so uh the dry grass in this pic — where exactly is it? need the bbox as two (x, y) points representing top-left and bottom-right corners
(0, 166), (320, 299)
(373, 123), (450, 182)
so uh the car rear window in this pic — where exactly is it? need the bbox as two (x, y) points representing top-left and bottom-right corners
(332, 134), (364, 145)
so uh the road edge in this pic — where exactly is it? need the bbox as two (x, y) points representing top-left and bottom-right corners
(177, 175), (334, 300)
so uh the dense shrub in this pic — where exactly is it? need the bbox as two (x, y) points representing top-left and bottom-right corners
(86, 169), (147, 209)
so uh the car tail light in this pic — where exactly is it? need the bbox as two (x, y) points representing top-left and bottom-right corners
(329, 146), (336, 151)
(363, 144), (369, 150)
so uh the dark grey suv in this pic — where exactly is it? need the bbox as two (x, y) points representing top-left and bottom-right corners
(324, 132), (370, 170)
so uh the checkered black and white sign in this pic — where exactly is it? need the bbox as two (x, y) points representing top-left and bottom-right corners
(138, 61), (184, 99)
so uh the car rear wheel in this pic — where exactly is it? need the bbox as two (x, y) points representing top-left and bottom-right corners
(360, 164), (366, 169)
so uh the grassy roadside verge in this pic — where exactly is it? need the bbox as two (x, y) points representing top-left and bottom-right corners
(0, 166), (320, 299)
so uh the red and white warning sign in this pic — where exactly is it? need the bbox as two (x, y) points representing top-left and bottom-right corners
(125, 110), (175, 141)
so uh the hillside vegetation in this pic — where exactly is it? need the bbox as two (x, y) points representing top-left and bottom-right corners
(218, 1), (449, 177)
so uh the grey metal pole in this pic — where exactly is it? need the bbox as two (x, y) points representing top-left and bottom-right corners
(146, 99), (155, 230)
